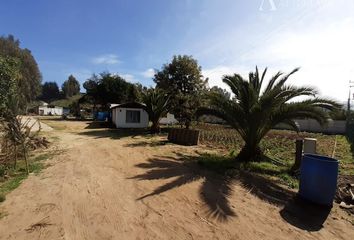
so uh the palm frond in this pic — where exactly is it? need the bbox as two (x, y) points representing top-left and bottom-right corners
(263, 71), (283, 93)
(142, 88), (171, 123)
(198, 66), (340, 162)
(273, 67), (300, 89)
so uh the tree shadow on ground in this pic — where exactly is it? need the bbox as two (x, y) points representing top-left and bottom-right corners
(123, 139), (170, 148)
(130, 153), (236, 221)
(238, 171), (331, 231)
(131, 151), (332, 229)
(236, 171), (294, 205)
(39, 117), (93, 122)
(84, 121), (111, 129)
(77, 128), (150, 140)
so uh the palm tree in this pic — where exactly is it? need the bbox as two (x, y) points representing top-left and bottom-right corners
(198, 67), (340, 162)
(142, 88), (171, 133)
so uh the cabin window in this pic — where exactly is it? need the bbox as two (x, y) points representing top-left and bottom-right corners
(126, 110), (140, 123)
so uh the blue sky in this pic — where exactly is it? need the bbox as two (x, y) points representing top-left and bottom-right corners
(1, 0), (354, 101)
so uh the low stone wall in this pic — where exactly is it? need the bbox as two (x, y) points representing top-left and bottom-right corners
(168, 128), (200, 146)
(276, 119), (346, 134)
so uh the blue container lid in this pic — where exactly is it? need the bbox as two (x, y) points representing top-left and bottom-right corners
(303, 154), (338, 163)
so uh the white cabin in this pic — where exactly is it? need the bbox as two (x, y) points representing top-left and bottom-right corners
(111, 102), (149, 128)
(38, 106), (63, 116)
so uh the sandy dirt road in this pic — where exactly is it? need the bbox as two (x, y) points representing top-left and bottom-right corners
(0, 120), (353, 240)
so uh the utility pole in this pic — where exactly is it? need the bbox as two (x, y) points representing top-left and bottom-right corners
(348, 81), (354, 112)
(347, 81), (354, 138)
(347, 81), (354, 126)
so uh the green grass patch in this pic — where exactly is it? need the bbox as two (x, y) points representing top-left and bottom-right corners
(334, 135), (354, 175)
(0, 151), (56, 202)
(196, 152), (299, 189)
(241, 161), (298, 189)
(197, 153), (236, 175)
(194, 123), (354, 177)
(29, 162), (44, 174)
(0, 174), (27, 195)
(278, 173), (299, 189)
(245, 161), (287, 175)
(32, 153), (51, 162)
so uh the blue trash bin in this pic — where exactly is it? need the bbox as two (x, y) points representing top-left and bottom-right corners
(96, 112), (108, 121)
(299, 154), (338, 206)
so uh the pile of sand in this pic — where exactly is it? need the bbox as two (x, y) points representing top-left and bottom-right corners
(19, 116), (53, 132)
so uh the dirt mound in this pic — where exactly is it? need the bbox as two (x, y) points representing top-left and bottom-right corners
(20, 116), (53, 132)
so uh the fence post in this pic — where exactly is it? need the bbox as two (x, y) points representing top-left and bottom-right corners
(291, 139), (304, 173)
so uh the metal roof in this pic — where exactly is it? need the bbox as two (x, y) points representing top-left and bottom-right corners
(110, 102), (146, 109)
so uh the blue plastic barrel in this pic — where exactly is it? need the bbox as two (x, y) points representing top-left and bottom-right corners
(96, 112), (108, 121)
(299, 154), (338, 206)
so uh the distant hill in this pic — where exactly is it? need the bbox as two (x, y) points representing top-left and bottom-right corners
(50, 94), (83, 108)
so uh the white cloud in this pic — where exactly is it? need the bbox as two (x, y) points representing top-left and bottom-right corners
(141, 68), (155, 78)
(203, 65), (250, 90)
(92, 54), (120, 65)
(120, 73), (137, 83)
(189, 1), (354, 102)
(240, 17), (354, 101)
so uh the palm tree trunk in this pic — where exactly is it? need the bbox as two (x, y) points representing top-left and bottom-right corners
(150, 121), (160, 134)
(237, 143), (263, 162)
(291, 139), (303, 173)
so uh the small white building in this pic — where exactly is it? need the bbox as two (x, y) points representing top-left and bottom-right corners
(159, 113), (178, 125)
(38, 105), (64, 116)
(111, 102), (149, 128)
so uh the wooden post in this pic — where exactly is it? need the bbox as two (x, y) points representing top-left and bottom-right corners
(291, 139), (303, 173)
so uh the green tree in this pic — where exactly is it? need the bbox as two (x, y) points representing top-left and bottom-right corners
(41, 82), (60, 101)
(154, 55), (207, 128)
(0, 35), (41, 110)
(83, 74), (100, 107)
(0, 56), (20, 116)
(208, 86), (231, 100)
(133, 83), (148, 102)
(142, 88), (171, 133)
(198, 67), (340, 162)
(69, 100), (81, 118)
(0, 56), (35, 174)
(62, 75), (80, 98)
(83, 72), (138, 110)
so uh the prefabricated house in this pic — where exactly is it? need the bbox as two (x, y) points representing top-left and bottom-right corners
(111, 102), (149, 128)
(38, 105), (64, 116)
